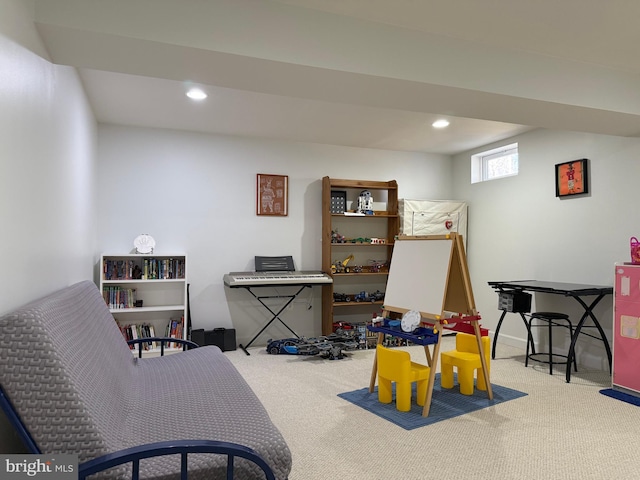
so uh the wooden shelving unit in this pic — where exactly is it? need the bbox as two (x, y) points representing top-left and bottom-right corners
(321, 177), (399, 335)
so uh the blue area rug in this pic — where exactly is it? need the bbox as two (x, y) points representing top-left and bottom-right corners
(600, 388), (640, 407)
(338, 374), (527, 430)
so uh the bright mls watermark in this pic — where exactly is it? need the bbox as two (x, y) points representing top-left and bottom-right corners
(1, 455), (77, 479)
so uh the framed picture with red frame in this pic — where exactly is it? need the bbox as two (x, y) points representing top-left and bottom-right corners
(257, 174), (288, 216)
(555, 159), (589, 197)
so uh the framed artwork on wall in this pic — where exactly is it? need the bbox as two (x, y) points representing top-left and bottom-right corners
(257, 174), (288, 216)
(555, 159), (589, 197)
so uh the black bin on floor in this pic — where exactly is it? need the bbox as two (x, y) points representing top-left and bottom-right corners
(191, 328), (237, 351)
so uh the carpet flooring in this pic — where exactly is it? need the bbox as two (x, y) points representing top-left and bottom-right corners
(228, 338), (631, 480)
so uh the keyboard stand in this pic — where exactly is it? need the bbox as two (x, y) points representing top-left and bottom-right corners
(238, 285), (309, 355)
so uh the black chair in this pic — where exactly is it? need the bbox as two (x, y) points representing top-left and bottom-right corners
(525, 312), (578, 375)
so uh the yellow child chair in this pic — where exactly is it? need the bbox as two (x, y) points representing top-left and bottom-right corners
(376, 344), (431, 412)
(441, 332), (491, 396)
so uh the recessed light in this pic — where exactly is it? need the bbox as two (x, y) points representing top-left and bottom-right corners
(432, 119), (450, 128)
(186, 88), (207, 100)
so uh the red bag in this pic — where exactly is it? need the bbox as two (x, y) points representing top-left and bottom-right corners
(631, 237), (640, 264)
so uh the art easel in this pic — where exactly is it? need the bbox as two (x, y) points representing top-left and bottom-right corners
(368, 233), (492, 416)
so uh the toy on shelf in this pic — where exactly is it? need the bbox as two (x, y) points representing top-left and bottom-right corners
(333, 292), (351, 303)
(369, 259), (388, 273)
(356, 190), (374, 215)
(331, 230), (347, 243)
(331, 254), (354, 274)
(353, 290), (385, 303)
(354, 291), (371, 302)
(370, 290), (385, 302)
(333, 290), (384, 304)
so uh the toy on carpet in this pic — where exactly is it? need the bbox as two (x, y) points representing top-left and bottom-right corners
(266, 333), (358, 359)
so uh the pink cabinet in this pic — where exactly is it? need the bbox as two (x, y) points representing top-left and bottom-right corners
(613, 263), (640, 395)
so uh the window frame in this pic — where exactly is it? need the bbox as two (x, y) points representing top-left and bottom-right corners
(471, 143), (519, 183)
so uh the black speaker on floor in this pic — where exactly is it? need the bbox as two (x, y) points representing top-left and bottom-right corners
(190, 328), (206, 347)
(191, 328), (236, 351)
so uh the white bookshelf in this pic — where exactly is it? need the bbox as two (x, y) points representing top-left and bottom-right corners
(100, 253), (187, 358)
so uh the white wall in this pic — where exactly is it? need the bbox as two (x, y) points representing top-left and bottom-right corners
(97, 125), (452, 346)
(0, 0), (97, 452)
(452, 128), (640, 370)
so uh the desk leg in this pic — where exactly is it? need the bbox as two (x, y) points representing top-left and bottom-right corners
(522, 312), (536, 357)
(369, 332), (385, 393)
(422, 327), (443, 417)
(565, 294), (612, 383)
(491, 310), (507, 359)
(492, 311), (535, 359)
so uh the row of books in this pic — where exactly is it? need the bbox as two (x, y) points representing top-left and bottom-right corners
(167, 317), (184, 347)
(103, 286), (137, 309)
(120, 323), (158, 349)
(103, 258), (186, 281)
(119, 317), (185, 351)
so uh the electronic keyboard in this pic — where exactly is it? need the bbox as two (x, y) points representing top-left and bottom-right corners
(223, 271), (332, 287)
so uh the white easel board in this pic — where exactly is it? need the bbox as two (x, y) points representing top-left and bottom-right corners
(383, 234), (475, 319)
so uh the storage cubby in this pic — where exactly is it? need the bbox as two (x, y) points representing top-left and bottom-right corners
(100, 254), (187, 357)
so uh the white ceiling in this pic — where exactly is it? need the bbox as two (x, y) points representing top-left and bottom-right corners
(33, 0), (640, 155)
(274, 0), (640, 75)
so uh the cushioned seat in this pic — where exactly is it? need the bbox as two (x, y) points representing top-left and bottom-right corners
(525, 311), (578, 375)
(0, 281), (292, 480)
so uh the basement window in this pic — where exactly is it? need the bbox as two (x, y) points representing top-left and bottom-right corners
(471, 143), (519, 183)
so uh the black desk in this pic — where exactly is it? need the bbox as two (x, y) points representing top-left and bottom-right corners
(488, 280), (613, 383)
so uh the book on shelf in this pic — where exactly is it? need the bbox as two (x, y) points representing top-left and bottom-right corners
(103, 259), (137, 280)
(103, 257), (186, 281)
(142, 258), (186, 280)
(166, 316), (184, 348)
(148, 325), (157, 349)
(117, 317), (184, 351)
(103, 286), (137, 309)
(119, 322), (157, 350)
